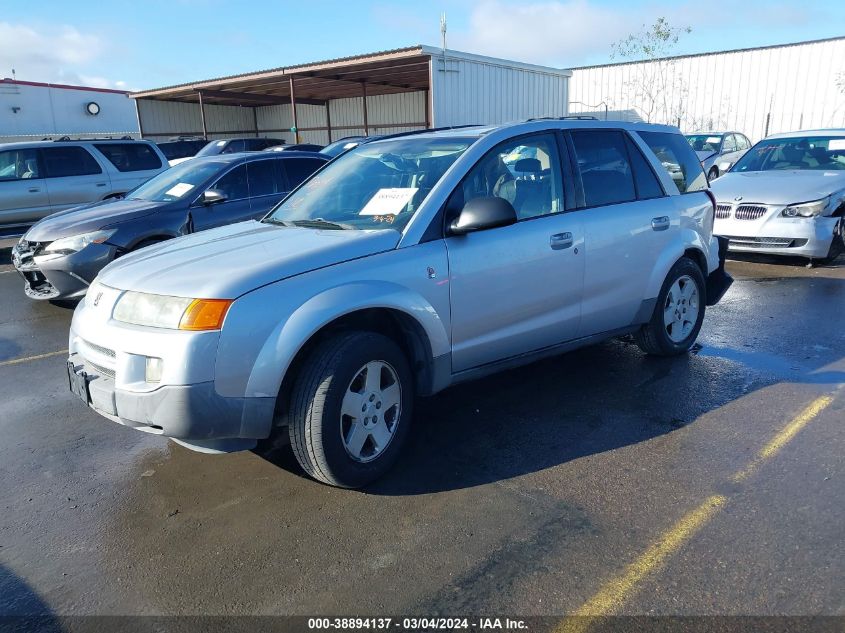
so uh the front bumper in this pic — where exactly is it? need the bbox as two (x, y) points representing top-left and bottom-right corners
(12, 241), (118, 300)
(69, 298), (275, 452)
(68, 351), (265, 452)
(706, 236), (733, 306)
(715, 208), (838, 259)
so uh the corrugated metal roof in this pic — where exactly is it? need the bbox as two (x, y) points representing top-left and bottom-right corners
(131, 46), (426, 98)
(567, 35), (845, 71)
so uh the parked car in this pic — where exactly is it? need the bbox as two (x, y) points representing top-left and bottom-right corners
(156, 138), (209, 166)
(0, 139), (168, 232)
(12, 151), (327, 300)
(319, 136), (368, 158)
(66, 121), (731, 487)
(265, 143), (325, 153)
(710, 129), (845, 263)
(686, 131), (752, 181)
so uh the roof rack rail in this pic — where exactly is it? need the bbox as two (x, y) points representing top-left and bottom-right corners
(371, 124), (484, 142)
(53, 135), (136, 142)
(559, 115), (598, 120)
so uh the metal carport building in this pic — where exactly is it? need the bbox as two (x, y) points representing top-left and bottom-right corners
(130, 46), (571, 144)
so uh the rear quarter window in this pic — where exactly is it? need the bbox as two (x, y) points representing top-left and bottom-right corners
(638, 131), (708, 193)
(94, 143), (162, 172)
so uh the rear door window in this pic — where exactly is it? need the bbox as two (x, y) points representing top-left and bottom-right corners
(281, 158), (325, 188)
(41, 146), (102, 178)
(570, 130), (636, 207)
(94, 143), (162, 172)
(246, 159), (280, 197)
(638, 131), (708, 193)
(0, 149), (40, 181)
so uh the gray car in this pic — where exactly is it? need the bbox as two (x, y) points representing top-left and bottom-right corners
(67, 120), (732, 488)
(0, 139), (168, 231)
(711, 129), (845, 262)
(686, 131), (752, 181)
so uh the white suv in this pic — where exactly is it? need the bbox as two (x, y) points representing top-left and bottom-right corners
(67, 121), (732, 488)
(0, 139), (168, 231)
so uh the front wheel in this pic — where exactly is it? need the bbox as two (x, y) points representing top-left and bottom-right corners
(634, 257), (706, 356)
(288, 332), (414, 488)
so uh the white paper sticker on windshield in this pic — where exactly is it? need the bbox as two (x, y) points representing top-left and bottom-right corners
(216, 140), (227, 146)
(828, 139), (845, 151)
(706, 136), (721, 144)
(359, 188), (418, 216)
(165, 182), (195, 197)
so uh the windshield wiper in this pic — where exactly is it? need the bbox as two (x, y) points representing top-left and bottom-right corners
(291, 218), (348, 230)
(262, 217), (292, 227)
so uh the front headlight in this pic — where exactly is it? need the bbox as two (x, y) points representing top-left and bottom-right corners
(113, 291), (232, 330)
(782, 197), (829, 218)
(42, 229), (116, 255)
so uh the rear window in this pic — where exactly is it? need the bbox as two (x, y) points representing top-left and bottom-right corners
(638, 131), (708, 193)
(94, 143), (162, 172)
(41, 146), (102, 178)
(282, 158), (326, 188)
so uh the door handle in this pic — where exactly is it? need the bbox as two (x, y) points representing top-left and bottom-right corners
(550, 232), (574, 250)
(28, 187), (40, 193)
(96, 182), (107, 187)
(651, 216), (670, 231)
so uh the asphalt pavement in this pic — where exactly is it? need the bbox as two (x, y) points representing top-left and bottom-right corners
(1, 245), (844, 628)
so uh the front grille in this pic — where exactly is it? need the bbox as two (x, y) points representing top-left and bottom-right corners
(77, 338), (117, 379)
(79, 338), (116, 359)
(729, 237), (808, 248)
(715, 204), (732, 219)
(735, 205), (768, 220)
(86, 360), (116, 379)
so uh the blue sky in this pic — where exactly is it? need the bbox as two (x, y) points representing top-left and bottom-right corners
(1, 0), (843, 91)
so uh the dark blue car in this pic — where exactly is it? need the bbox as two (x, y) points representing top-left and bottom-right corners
(12, 151), (328, 300)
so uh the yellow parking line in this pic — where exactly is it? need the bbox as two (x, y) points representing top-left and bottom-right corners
(0, 350), (67, 367)
(556, 495), (726, 633)
(556, 392), (837, 633)
(732, 395), (834, 482)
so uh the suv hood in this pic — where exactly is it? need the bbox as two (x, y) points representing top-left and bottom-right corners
(97, 220), (401, 298)
(25, 198), (168, 241)
(710, 170), (845, 206)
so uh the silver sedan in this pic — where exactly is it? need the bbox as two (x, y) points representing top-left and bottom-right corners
(686, 131), (752, 181)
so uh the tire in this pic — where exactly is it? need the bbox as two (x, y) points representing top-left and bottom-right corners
(816, 219), (844, 265)
(634, 257), (706, 356)
(708, 167), (719, 182)
(288, 331), (414, 488)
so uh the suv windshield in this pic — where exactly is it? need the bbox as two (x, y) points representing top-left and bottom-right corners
(265, 137), (474, 231)
(731, 136), (845, 172)
(686, 134), (723, 153)
(127, 160), (225, 202)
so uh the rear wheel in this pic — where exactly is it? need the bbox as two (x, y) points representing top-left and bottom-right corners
(634, 257), (706, 356)
(288, 332), (413, 488)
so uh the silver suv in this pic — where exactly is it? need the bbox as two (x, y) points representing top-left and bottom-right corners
(67, 121), (732, 488)
(0, 139), (168, 230)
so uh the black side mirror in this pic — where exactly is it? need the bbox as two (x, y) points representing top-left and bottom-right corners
(449, 196), (518, 235)
(201, 189), (228, 205)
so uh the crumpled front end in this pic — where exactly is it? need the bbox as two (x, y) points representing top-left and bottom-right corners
(12, 238), (115, 300)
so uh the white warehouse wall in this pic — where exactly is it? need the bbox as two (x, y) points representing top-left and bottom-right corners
(0, 81), (139, 142)
(255, 91), (427, 144)
(569, 37), (845, 141)
(429, 50), (570, 127)
(136, 99), (259, 141)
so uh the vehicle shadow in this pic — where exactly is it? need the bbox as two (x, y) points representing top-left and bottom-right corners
(728, 251), (845, 269)
(256, 329), (845, 496)
(0, 564), (62, 631)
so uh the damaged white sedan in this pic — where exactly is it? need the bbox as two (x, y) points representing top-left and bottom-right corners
(711, 129), (845, 264)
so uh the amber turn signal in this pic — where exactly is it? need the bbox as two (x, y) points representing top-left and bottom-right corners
(178, 299), (233, 331)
